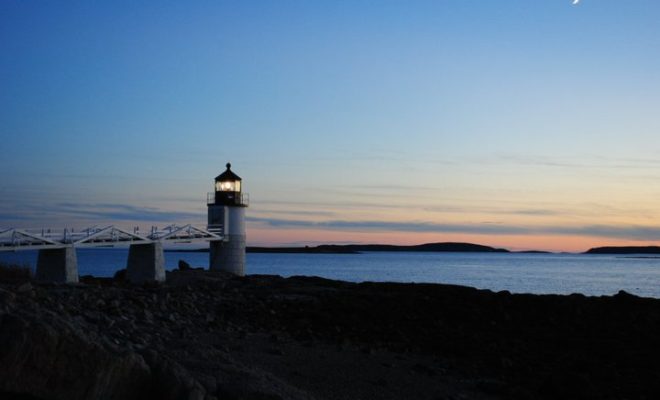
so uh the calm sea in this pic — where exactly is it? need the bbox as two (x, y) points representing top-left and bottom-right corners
(2, 249), (660, 298)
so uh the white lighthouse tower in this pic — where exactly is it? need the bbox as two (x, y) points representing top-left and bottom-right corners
(208, 163), (248, 275)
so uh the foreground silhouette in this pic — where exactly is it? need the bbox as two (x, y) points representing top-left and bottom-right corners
(1, 269), (659, 399)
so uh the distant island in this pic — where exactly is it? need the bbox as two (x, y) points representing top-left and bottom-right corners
(585, 246), (660, 255)
(169, 242), (510, 254)
(302, 242), (510, 253)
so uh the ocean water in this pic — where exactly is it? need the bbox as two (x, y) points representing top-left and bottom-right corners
(2, 249), (660, 298)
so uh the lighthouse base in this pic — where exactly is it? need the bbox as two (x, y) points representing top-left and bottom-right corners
(126, 242), (165, 284)
(36, 246), (78, 283)
(210, 235), (246, 276)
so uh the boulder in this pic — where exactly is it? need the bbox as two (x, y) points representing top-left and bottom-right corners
(178, 260), (192, 271)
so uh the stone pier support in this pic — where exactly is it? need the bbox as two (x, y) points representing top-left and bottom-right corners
(36, 246), (79, 283)
(126, 242), (165, 284)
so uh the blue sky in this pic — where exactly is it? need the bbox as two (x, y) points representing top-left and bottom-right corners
(2, 1), (660, 251)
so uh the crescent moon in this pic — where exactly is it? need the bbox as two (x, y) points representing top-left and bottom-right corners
(572, 0), (580, 4)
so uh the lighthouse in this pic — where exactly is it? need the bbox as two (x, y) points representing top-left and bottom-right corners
(208, 163), (248, 275)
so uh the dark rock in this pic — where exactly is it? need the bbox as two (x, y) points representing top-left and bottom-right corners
(0, 314), (152, 400)
(197, 375), (218, 394)
(0, 288), (16, 303)
(113, 269), (127, 282)
(178, 260), (192, 271)
(614, 290), (636, 300)
(267, 347), (285, 356)
(140, 351), (207, 400)
(143, 309), (154, 322)
(411, 363), (436, 376)
(500, 357), (514, 369)
(0, 263), (32, 283)
(16, 283), (33, 294)
(475, 378), (507, 395)
(2, 270), (660, 400)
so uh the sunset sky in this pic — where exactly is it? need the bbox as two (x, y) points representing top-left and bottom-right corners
(2, 1), (660, 252)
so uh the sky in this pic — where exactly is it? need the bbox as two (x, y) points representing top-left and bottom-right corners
(1, 0), (660, 252)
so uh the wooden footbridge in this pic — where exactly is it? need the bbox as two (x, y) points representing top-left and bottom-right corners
(0, 224), (224, 284)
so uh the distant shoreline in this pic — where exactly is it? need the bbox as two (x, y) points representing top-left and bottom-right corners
(164, 243), (660, 255)
(166, 242), (511, 254)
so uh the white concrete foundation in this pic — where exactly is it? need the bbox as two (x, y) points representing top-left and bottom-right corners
(126, 242), (165, 284)
(210, 234), (246, 276)
(208, 205), (246, 275)
(36, 246), (79, 283)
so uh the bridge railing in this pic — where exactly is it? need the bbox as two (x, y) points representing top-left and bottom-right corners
(0, 224), (224, 251)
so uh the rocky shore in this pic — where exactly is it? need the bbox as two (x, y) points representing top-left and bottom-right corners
(1, 269), (659, 399)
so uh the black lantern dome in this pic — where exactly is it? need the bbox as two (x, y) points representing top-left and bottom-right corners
(213, 163), (246, 205)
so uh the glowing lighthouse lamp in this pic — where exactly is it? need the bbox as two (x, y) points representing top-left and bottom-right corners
(207, 163), (248, 276)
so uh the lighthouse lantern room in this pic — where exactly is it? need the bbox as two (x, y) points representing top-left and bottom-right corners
(214, 163), (243, 205)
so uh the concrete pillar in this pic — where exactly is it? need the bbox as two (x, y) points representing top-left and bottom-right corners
(36, 246), (79, 283)
(126, 242), (165, 284)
